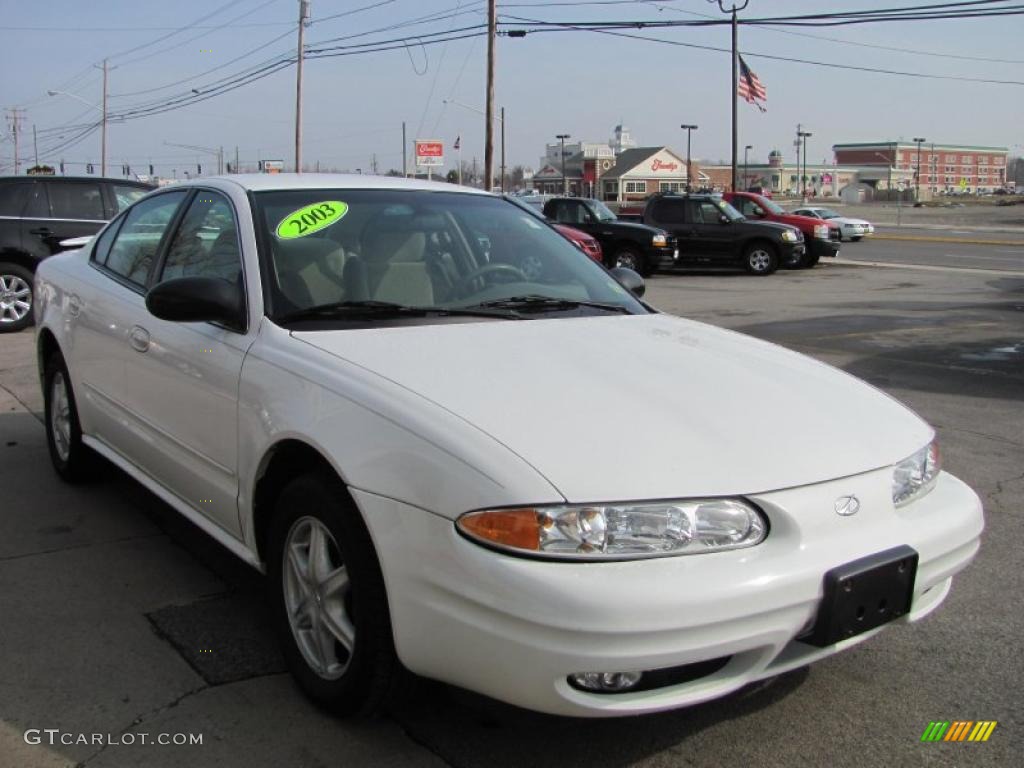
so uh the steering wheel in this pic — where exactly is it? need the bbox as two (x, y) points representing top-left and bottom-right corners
(450, 263), (527, 298)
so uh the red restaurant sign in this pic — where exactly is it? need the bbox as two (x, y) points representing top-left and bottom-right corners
(651, 159), (680, 173)
(415, 140), (444, 166)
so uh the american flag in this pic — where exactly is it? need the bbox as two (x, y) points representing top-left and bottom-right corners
(737, 55), (767, 112)
(453, 135), (461, 150)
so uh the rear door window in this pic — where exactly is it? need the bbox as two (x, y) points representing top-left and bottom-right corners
(0, 181), (28, 216)
(23, 183), (50, 218)
(46, 182), (106, 220)
(111, 184), (149, 213)
(650, 199), (685, 224)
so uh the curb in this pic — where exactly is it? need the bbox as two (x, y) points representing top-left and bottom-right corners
(871, 233), (1024, 246)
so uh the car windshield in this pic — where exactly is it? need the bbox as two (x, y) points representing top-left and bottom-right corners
(587, 200), (619, 222)
(253, 189), (646, 325)
(714, 198), (745, 221)
(758, 196), (786, 215)
(815, 208), (840, 219)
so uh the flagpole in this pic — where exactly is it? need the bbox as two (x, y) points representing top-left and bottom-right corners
(713, 1), (749, 192)
(458, 136), (463, 186)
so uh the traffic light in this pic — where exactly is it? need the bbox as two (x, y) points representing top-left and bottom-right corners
(86, 163), (94, 174)
(125, 165), (131, 176)
(226, 162), (233, 174)
(149, 164), (154, 175)
(59, 161), (65, 174)
(197, 163), (202, 175)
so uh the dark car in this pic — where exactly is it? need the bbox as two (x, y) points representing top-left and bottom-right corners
(0, 175), (153, 331)
(642, 193), (805, 276)
(542, 197), (675, 277)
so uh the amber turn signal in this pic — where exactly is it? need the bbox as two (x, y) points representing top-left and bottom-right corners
(458, 508), (541, 551)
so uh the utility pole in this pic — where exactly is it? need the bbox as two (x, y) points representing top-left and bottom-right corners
(681, 124), (697, 192)
(500, 106), (506, 193)
(99, 59), (108, 176)
(913, 137), (926, 201)
(709, 2), (748, 191)
(294, 0), (310, 173)
(484, 0), (496, 192)
(556, 134), (570, 195)
(235, 145), (240, 174)
(744, 144), (752, 190)
(6, 108), (25, 175)
(32, 124), (39, 167)
(402, 121), (407, 177)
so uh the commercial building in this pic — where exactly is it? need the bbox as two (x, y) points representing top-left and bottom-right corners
(598, 146), (710, 202)
(833, 141), (1009, 195)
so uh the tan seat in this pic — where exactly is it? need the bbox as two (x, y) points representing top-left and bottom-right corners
(362, 229), (434, 305)
(275, 238), (348, 308)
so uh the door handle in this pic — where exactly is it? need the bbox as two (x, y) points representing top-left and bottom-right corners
(30, 227), (53, 236)
(128, 325), (151, 353)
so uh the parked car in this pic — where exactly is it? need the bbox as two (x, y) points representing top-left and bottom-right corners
(792, 206), (874, 242)
(642, 192), (805, 275)
(503, 194), (603, 264)
(0, 175), (153, 331)
(724, 191), (840, 267)
(542, 197), (676, 277)
(35, 174), (982, 718)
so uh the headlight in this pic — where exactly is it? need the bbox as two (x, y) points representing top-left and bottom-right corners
(457, 499), (767, 560)
(892, 441), (941, 507)
(781, 229), (798, 242)
(652, 234), (668, 247)
(814, 224), (830, 240)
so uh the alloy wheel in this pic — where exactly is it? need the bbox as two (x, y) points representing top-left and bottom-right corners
(50, 371), (72, 463)
(615, 251), (640, 271)
(282, 516), (356, 680)
(0, 274), (31, 324)
(748, 249), (772, 273)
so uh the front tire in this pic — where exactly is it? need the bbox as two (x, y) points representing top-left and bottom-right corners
(610, 247), (653, 277)
(268, 472), (407, 715)
(851, 236), (862, 242)
(743, 242), (778, 275)
(43, 352), (95, 482)
(0, 262), (34, 333)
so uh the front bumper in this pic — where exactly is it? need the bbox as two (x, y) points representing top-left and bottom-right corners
(782, 241), (806, 265)
(809, 237), (841, 257)
(355, 469), (982, 718)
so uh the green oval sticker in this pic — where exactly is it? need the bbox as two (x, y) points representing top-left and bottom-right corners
(275, 201), (348, 239)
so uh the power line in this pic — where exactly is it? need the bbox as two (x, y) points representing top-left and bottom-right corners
(499, 14), (1024, 85)
(645, 0), (1024, 64)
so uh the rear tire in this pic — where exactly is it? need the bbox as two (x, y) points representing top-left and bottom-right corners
(43, 352), (96, 483)
(268, 471), (409, 716)
(743, 242), (778, 275)
(0, 262), (34, 333)
(851, 236), (862, 242)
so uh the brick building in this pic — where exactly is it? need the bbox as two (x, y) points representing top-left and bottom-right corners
(833, 141), (1009, 195)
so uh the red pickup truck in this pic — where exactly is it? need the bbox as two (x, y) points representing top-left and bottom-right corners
(723, 191), (840, 268)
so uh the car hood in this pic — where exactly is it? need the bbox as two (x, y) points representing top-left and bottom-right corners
(293, 314), (931, 502)
(606, 219), (668, 236)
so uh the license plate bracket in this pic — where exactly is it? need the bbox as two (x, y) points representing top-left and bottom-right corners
(800, 545), (918, 648)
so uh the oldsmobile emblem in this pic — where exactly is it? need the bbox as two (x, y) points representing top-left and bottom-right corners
(834, 495), (860, 517)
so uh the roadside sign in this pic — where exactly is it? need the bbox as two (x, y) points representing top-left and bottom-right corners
(415, 140), (444, 167)
(959, 178), (968, 191)
(822, 173), (833, 184)
(261, 160), (284, 174)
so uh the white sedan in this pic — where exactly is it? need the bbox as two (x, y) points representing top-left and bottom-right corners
(793, 206), (875, 241)
(35, 174), (982, 718)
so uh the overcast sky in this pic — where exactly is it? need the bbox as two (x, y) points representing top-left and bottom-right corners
(3, 0), (1022, 177)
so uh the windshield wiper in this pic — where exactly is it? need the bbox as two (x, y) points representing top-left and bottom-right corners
(466, 295), (633, 314)
(276, 300), (517, 325)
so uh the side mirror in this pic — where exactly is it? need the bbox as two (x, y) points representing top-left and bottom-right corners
(146, 276), (245, 329)
(610, 267), (646, 298)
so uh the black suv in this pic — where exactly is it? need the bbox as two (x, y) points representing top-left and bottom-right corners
(0, 176), (152, 331)
(642, 193), (804, 276)
(542, 197), (675, 277)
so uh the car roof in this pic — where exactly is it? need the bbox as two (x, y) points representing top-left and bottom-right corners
(0, 175), (152, 186)
(175, 172), (493, 195)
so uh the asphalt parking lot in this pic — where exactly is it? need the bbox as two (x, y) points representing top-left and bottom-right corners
(1, 248), (1022, 767)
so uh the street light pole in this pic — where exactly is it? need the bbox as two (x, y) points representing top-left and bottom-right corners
(798, 130), (812, 202)
(913, 137), (926, 202)
(556, 134), (570, 195)
(681, 124), (697, 192)
(743, 144), (752, 190)
(100, 59), (108, 177)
